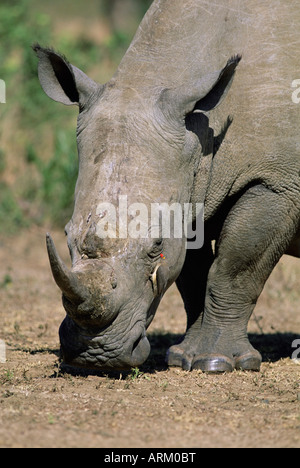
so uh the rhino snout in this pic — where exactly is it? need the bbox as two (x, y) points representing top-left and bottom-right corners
(59, 316), (151, 371)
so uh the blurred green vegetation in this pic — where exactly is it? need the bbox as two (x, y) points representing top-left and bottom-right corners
(0, 0), (151, 233)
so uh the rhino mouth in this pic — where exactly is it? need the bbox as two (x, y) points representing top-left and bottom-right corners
(59, 315), (151, 371)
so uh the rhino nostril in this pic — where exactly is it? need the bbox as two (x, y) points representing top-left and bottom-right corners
(132, 336), (141, 353)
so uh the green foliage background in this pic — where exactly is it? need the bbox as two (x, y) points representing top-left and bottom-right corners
(0, 0), (151, 232)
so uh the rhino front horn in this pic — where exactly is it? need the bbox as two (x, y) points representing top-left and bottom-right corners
(46, 233), (87, 305)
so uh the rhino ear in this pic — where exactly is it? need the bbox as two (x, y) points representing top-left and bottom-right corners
(161, 55), (241, 121)
(32, 44), (100, 107)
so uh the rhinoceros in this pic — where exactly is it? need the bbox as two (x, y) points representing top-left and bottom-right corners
(34, 0), (300, 372)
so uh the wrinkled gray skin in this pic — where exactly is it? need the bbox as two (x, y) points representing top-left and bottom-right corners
(34, 0), (300, 372)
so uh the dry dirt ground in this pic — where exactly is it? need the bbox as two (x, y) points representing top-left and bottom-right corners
(0, 227), (299, 448)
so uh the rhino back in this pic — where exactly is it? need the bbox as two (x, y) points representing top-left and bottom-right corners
(217, 0), (300, 151)
(190, 0), (300, 216)
(115, 0), (231, 89)
(115, 1), (300, 216)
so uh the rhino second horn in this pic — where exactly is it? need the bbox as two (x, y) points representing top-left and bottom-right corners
(46, 233), (87, 305)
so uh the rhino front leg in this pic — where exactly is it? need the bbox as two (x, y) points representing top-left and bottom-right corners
(167, 240), (214, 370)
(194, 185), (300, 372)
(169, 185), (299, 372)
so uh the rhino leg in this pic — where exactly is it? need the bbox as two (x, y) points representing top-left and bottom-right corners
(169, 185), (299, 372)
(167, 241), (214, 370)
(285, 231), (300, 258)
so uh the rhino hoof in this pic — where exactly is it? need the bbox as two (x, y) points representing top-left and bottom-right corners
(234, 351), (262, 371)
(166, 345), (192, 371)
(167, 346), (262, 373)
(192, 354), (235, 373)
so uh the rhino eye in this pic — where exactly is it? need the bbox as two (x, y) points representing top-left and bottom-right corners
(148, 239), (163, 259)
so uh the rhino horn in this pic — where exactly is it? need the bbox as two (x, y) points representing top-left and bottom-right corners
(46, 233), (87, 305)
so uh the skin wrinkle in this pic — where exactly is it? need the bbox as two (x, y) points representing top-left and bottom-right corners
(77, 301), (147, 359)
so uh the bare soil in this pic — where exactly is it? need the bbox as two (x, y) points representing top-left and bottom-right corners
(0, 227), (299, 448)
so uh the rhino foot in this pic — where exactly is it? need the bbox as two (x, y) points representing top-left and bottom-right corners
(192, 351), (261, 373)
(167, 342), (262, 373)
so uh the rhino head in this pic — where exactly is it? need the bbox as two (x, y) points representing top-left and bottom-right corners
(34, 23), (239, 370)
